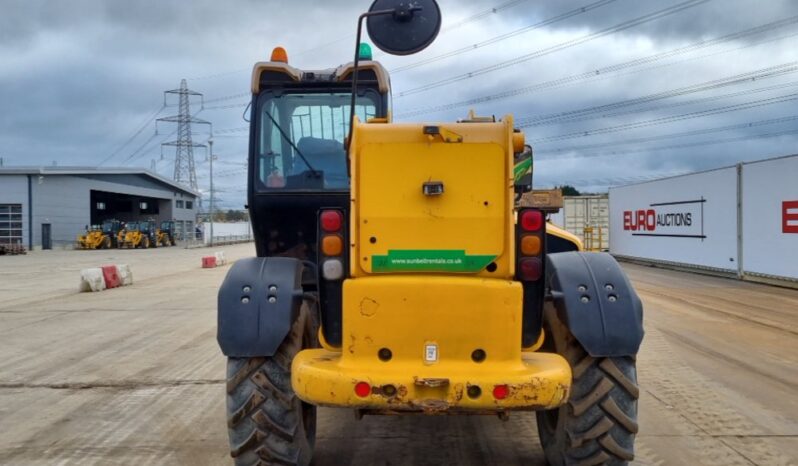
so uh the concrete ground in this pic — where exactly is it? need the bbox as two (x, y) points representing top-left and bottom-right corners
(0, 244), (796, 465)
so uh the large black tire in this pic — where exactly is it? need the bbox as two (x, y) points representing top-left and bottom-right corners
(537, 306), (639, 466)
(225, 303), (318, 466)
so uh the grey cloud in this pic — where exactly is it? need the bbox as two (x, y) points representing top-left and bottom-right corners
(1, 0), (797, 206)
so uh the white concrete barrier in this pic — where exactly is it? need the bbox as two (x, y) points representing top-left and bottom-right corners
(117, 264), (134, 286)
(79, 264), (134, 292)
(79, 268), (106, 292)
(214, 251), (227, 266)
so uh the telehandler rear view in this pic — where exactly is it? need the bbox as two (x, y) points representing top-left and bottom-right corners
(217, 2), (643, 464)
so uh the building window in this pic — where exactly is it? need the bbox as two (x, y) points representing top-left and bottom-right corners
(176, 200), (184, 208)
(96, 202), (106, 210)
(186, 201), (193, 209)
(139, 201), (159, 214)
(0, 204), (23, 245)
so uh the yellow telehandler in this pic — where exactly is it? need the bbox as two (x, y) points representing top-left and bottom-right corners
(120, 221), (156, 249)
(217, 2), (643, 464)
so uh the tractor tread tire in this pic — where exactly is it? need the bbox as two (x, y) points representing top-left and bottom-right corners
(225, 305), (315, 466)
(537, 310), (639, 466)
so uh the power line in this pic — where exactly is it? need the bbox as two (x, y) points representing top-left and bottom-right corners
(515, 62), (798, 127)
(441, 0), (529, 32)
(122, 130), (168, 165)
(187, 0), (529, 82)
(529, 91), (798, 143)
(203, 101), (249, 111)
(121, 109), (207, 166)
(537, 127), (798, 162)
(396, 0), (712, 97)
(391, 0), (618, 74)
(99, 104), (166, 166)
(542, 80), (798, 126)
(536, 115), (798, 154)
(204, 93), (249, 104)
(214, 126), (248, 134)
(395, 17), (798, 118)
(538, 170), (690, 188)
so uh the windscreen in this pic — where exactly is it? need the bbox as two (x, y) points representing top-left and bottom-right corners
(256, 91), (378, 190)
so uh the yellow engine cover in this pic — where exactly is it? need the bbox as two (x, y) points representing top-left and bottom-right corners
(350, 118), (517, 278)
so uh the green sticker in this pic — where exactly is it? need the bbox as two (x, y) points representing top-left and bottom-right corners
(372, 249), (496, 272)
(513, 157), (532, 183)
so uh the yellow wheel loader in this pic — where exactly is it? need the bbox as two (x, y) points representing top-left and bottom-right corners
(76, 225), (104, 249)
(77, 220), (120, 249)
(120, 221), (155, 249)
(217, 2), (643, 465)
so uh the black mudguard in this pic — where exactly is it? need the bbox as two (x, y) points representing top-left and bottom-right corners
(217, 257), (305, 357)
(546, 252), (644, 357)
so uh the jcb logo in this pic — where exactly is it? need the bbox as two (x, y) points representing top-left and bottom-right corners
(623, 209), (656, 231)
(784, 201), (798, 234)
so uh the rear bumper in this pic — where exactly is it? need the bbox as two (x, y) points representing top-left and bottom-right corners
(294, 275), (570, 412)
(292, 349), (571, 412)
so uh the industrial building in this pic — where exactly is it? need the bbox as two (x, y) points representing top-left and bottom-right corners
(0, 167), (199, 249)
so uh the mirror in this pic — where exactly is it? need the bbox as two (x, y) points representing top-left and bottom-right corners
(366, 0), (441, 56)
(514, 145), (533, 194)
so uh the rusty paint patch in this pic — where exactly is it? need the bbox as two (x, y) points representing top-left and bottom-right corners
(453, 383), (464, 403)
(409, 398), (450, 413)
(413, 376), (450, 388)
(359, 297), (379, 317)
(348, 334), (356, 354)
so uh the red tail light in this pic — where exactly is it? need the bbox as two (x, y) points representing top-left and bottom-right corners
(354, 381), (371, 397)
(520, 210), (543, 231)
(493, 384), (509, 400)
(320, 210), (343, 232)
(519, 257), (543, 281)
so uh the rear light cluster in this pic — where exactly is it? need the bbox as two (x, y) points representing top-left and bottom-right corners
(320, 210), (345, 281)
(517, 209), (544, 281)
(353, 381), (510, 400)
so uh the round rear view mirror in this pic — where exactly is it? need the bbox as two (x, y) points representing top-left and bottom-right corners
(366, 0), (441, 56)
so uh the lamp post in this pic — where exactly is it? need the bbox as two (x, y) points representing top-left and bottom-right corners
(208, 138), (215, 247)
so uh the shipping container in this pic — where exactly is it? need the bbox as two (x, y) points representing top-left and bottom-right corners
(741, 154), (798, 281)
(608, 153), (798, 284)
(609, 166), (738, 272)
(547, 195), (609, 251)
(563, 196), (609, 251)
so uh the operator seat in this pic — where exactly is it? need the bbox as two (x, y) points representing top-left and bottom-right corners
(293, 137), (347, 187)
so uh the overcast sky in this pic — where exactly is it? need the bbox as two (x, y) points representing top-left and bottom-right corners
(1, 0), (797, 207)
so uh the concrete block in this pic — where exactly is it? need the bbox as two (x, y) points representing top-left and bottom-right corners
(202, 256), (217, 268)
(80, 268), (107, 292)
(101, 265), (121, 289)
(214, 251), (227, 266)
(117, 264), (133, 286)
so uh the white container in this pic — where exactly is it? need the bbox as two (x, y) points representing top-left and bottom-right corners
(741, 155), (798, 280)
(609, 166), (738, 272)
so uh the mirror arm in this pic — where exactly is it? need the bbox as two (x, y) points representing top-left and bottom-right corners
(345, 7), (401, 157)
